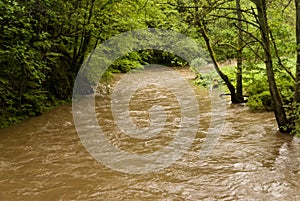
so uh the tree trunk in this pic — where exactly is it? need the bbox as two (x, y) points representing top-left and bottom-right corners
(193, 0), (242, 104)
(254, 0), (289, 132)
(200, 25), (239, 103)
(294, 0), (300, 103)
(236, 0), (244, 102)
(78, 0), (95, 69)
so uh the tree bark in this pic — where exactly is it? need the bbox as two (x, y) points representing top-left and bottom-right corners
(77, 0), (95, 72)
(236, 0), (244, 102)
(294, 0), (300, 103)
(254, 0), (289, 132)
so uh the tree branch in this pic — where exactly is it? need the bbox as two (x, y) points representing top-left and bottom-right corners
(270, 29), (296, 80)
(216, 42), (238, 50)
(232, 23), (263, 47)
(209, 14), (260, 28)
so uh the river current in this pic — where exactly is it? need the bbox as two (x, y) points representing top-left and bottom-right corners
(0, 67), (299, 200)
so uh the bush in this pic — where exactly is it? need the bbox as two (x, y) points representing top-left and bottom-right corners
(285, 103), (300, 136)
(247, 91), (273, 111)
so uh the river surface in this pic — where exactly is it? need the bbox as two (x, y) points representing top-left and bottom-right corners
(0, 67), (300, 200)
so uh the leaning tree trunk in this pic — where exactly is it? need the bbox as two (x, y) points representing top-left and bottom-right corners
(254, 0), (289, 132)
(193, 0), (241, 103)
(236, 0), (244, 102)
(294, 0), (300, 103)
(200, 25), (239, 103)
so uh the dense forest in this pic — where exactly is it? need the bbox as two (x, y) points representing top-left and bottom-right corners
(1, 0), (300, 134)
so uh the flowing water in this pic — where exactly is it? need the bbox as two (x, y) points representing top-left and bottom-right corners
(0, 67), (300, 200)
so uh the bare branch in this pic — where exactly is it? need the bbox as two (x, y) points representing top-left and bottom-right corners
(282, 0), (293, 13)
(209, 14), (260, 28)
(232, 23), (263, 46)
(217, 43), (238, 50)
(240, 36), (264, 61)
(270, 29), (296, 80)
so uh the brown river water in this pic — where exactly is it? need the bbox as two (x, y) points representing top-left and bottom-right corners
(0, 67), (300, 200)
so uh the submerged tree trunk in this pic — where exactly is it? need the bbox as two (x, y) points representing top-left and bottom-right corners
(253, 0), (289, 132)
(236, 0), (244, 102)
(295, 0), (300, 103)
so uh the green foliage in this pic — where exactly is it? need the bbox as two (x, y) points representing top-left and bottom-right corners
(0, 0), (299, 135)
(0, 0), (49, 126)
(192, 64), (233, 90)
(240, 61), (295, 112)
(192, 60), (294, 113)
(0, 0), (186, 128)
(111, 52), (145, 73)
(284, 103), (300, 136)
(247, 91), (273, 111)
